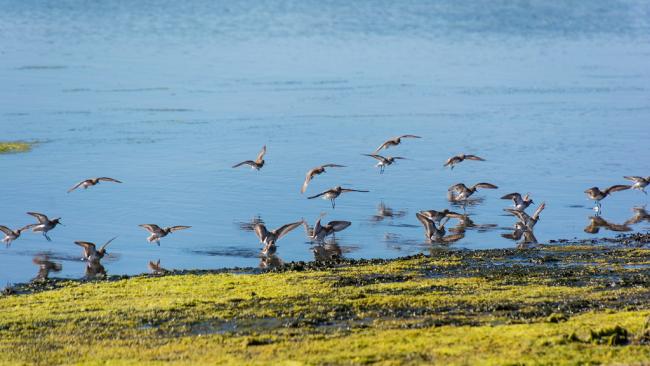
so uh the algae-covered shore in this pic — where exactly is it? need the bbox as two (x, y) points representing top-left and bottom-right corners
(0, 142), (32, 154)
(2, 237), (650, 365)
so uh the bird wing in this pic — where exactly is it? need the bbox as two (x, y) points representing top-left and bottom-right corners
(443, 156), (460, 167)
(97, 177), (122, 183)
(27, 212), (49, 223)
(326, 221), (351, 232)
(273, 221), (303, 239)
(168, 226), (191, 232)
(399, 134), (421, 139)
(504, 208), (530, 223)
(442, 233), (465, 243)
(448, 183), (466, 193)
(415, 212), (435, 237)
(464, 155), (485, 161)
(232, 160), (255, 168)
(374, 140), (392, 153)
(139, 224), (163, 234)
(473, 182), (498, 190)
(18, 224), (37, 233)
(0, 226), (12, 235)
(100, 236), (118, 252)
(340, 188), (369, 193)
(67, 180), (87, 193)
(301, 169), (317, 194)
(363, 154), (388, 162)
(531, 202), (546, 221)
(500, 193), (522, 201)
(321, 164), (345, 168)
(256, 145), (267, 162)
(307, 190), (329, 199)
(253, 224), (269, 242)
(624, 176), (644, 183)
(74, 241), (96, 257)
(605, 185), (631, 194)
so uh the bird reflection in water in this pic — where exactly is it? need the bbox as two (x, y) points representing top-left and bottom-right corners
(84, 259), (106, 279)
(624, 206), (650, 226)
(312, 240), (344, 262)
(371, 202), (406, 222)
(584, 216), (632, 234)
(32, 255), (62, 281)
(148, 259), (168, 275)
(259, 254), (283, 270)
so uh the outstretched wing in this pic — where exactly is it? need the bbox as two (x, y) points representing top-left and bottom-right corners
(301, 169), (317, 194)
(168, 226), (191, 232)
(18, 224), (37, 233)
(256, 145), (267, 162)
(531, 202), (546, 221)
(67, 180), (87, 193)
(363, 154), (387, 162)
(0, 225), (12, 236)
(464, 155), (485, 161)
(399, 134), (421, 139)
(415, 212), (435, 236)
(373, 139), (393, 153)
(624, 176), (644, 183)
(253, 223), (269, 242)
(321, 164), (345, 168)
(473, 182), (498, 190)
(74, 241), (96, 250)
(604, 185), (631, 195)
(97, 177), (122, 183)
(500, 193), (522, 201)
(27, 212), (49, 223)
(327, 221), (351, 232)
(100, 236), (118, 252)
(273, 221), (303, 239)
(448, 183), (466, 193)
(307, 190), (329, 199)
(340, 188), (369, 193)
(232, 160), (255, 168)
(444, 156), (460, 167)
(139, 224), (163, 234)
(504, 208), (530, 223)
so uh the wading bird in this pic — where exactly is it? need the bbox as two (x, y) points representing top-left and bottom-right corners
(374, 135), (421, 153)
(27, 212), (62, 241)
(0, 224), (36, 246)
(415, 213), (448, 242)
(505, 202), (546, 231)
(254, 221), (303, 247)
(232, 145), (266, 170)
(303, 214), (351, 242)
(301, 164), (345, 193)
(501, 192), (534, 212)
(307, 186), (369, 209)
(447, 182), (498, 202)
(362, 154), (407, 174)
(624, 176), (649, 194)
(584, 185), (630, 211)
(74, 237), (117, 261)
(443, 154), (485, 170)
(67, 177), (122, 193)
(138, 224), (191, 245)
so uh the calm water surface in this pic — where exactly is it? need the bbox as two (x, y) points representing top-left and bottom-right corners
(1, 0), (649, 285)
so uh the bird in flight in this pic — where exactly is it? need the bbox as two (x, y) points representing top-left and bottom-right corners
(139, 224), (191, 245)
(362, 154), (407, 174)
(308, 186), (369, 209)
(232, 145), (266, 170)
(443, 154), (485, 170)
(301, 164), (345, 193)
(373, 135), (421, 153)
(67, 177), (122, 193)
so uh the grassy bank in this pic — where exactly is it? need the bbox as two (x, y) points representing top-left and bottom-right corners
(1, 244), (650, 365)
(0, 141), (32, 154)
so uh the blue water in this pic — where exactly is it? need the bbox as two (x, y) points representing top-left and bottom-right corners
(1, 0), (649, 285)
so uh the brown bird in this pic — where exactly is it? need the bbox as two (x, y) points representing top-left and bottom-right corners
(139, 224), (191, 245)
(448, 182), (498, 201)
(301, 164), (346, 193)
(505, 202), (546, 230)
(67, 177), (122, 193)
(501, 192), (534, 212)
(148, 259), (168, 275)
(418, 209), (462, 223)
(0, 224), (36, 246)
(362, 154), (407, 174)
(416, 212), (448, 241)
(232, 145), (266, 170)
(374, 135), (421, 153)
(254, 221), (303, 246)
(27, 212), (62, 241)
(443, 154), (485, 170)
(303, 214), (351, 242)
(308, 186), (369, 209)
(74, 237), (117, 261)
(584, 185), (630, 210)
(624, 176), (649, 194)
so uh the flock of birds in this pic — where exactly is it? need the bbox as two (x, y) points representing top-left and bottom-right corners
(2, 134), (649, 281)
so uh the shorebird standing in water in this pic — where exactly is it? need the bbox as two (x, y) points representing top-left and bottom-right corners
(301, 164), (346, 193)
(373, 135), (421, 153)
(232, 145), (266, 170)
(501, 192), (534, 212)
(505, 202), (546, 231)
(253, 221), (303, 256)
(624, 176), (649, 194)
(0, 224), (36, 246)
(584, 185), (630, 212)
(362, 154), (407, 174)
(138, 224), (191, 245)
(303, 214), (351, 242)
(67, 177), (122, 193)
(308, 186), (369, 209)
(447, 182), (498, 202)
(443, 154), (485, 170)
(74, 237), (117, 261)
(27, 212), (62, 241)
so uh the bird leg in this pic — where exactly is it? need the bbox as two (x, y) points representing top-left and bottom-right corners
(331, 199), (336, 209)
(43, 232), (52, 242)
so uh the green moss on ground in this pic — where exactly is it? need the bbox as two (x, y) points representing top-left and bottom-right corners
(1, 245), (650, 365)
(0, 141), (32, 154)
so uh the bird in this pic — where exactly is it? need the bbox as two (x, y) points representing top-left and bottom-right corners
(74, 237), (117, 261)
(505, 202), (546, 230)
(624, 176), (649, 194)
(418, 209), (462, 223)
(624, 206), (650, 226)
(362, 154), (407, 174)
(415, 212), (448, 242)
(584, 185), (631, 210)
(148, 259), (168, 275)
(253, 221), (303, 247)
(373, 135), (421, 153)
(307, 186), (369, 209)
(32, 255), (62, 280)
(138, 224), (191, 245)
(67, 177), (122, 193)
(584, 216), (631, 234)
(27, 212), (62, 241)
(232, 145), (266, 170)
(443, 154), (485, 170)
(447, 182), (498, 201)
(301, 164), (346, 193)
(303, 214), (351, 242)
(0, 224), (36, 246)
(501, 192), (534, 211)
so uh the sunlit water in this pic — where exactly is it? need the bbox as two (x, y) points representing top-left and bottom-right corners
(1, 0), (649, 285)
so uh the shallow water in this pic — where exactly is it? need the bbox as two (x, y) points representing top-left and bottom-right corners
(1, 0), (649, 285)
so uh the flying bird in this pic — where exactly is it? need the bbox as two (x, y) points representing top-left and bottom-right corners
(254, 221), (303, 256)
(584, 185), (630, 210)
(505, 202), (546, 230)
(418, 209), (462, 223)
(362, 154), (407, 174)
(623, 176), (649, 194)
(0, 224), (36, 246)
(301, 164), (345, 193)
(307, 186), (369, 209)
(374, 135), (421, 153)
(447, 182), (498, 201)
(501, 192), (534, 212)
(74, 237), (117, 261)
(67, 177), (122, 193)
(415, 213), (462, 243)
(303, 214), (351, 242)
(139, 224), (191, 245)
(443, 154), (485, 170)
(232, 145), (266, 170)
(27, 212), (62, 241)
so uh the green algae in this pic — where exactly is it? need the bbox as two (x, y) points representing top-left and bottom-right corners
(0, 141), (32, 154)
(1, 245), (650, 365)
